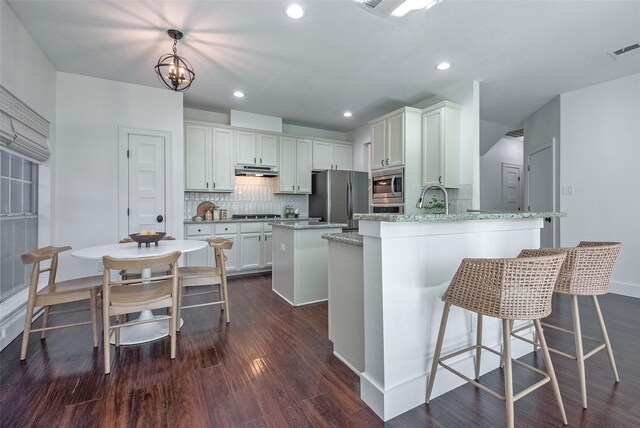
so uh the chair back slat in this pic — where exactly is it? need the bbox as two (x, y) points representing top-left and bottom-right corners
(103, 251), (181, 270)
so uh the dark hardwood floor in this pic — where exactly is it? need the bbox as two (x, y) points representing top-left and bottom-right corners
(1, 273), (639, 427)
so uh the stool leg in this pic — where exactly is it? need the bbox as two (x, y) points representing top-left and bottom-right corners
(534, 319), (568, 425)
(426, 302), (451, 403)
(572, 295), (588, 409)
(502, 319), (514, 428)
(90, 290), (98, 348)
(592, 296), (619, 382)
(475, 314), (483, 380)
(176, 281), (183, 332)
(500, 319), (512, 369)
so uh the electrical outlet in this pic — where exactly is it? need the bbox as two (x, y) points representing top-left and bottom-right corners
(280, 243), (286, 252)
(561, 185), (575, 195)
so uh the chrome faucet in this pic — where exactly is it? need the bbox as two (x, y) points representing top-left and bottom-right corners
(416, 184), (449, 214)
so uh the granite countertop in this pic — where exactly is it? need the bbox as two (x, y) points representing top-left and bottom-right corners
(353, 211), (567, 222)
(322, 232), (363, 247)
(184, 217), (320, 224)
(269, 221), (348, 230)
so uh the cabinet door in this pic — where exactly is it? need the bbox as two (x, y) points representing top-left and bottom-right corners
(334, 143), (353, 171)
(262, 232), (273, 268)
(387, 113), (405, 168)
(185, 239), (211, 267)
(216, 234), (237, 272)
(258, 134), (279, 166)
(240, 233), (261, 270)
(371, 120), (386, 171)
(313, 140), (334, 170)
(236, 131), (257, 165)
(422, 109), (443, 186)
(279, 136), (296, 193)
(296, 139), (312, 193)
(185, 123), (211, 191)
(212, 128), (234, 191)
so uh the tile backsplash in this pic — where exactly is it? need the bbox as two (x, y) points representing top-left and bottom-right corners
(185, 176), (308, 219)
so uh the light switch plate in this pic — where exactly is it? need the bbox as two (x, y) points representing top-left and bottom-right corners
(280, 243), (286, 252)
(561, 185), (575, 195)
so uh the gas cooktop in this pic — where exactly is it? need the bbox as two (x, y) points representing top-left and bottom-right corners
(232, 214), (282, 219)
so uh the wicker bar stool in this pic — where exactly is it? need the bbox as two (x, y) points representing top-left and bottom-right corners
(512, 241), (622, 409)
(426, 253), (568, 428)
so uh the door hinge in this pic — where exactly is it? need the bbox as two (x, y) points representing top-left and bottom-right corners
(127, 150), (130, 158)
(527, 165), (530, 171)
(518, 176), (520, 181)
(528, 205), (531, 211)
(127, 208), (130, 216)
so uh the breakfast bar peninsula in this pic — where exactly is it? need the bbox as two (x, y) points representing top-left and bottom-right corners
(351, 211), (565, 421)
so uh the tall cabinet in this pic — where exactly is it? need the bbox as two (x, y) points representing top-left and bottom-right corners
(422, 101), (460, 188)
(185, 122), (234, 192)
(276, 137), (312, 194)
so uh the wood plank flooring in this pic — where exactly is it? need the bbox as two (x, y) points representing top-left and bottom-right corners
(1, 273), (639, 427)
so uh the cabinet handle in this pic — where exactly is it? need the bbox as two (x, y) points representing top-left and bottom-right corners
(297, 185), (300, 191)
(254, 157), (256, 164)
(260, 157), (262, 164)
(292, 185), (295, 191)
(265, 235), (268, 241)
(206, 182), (209, 188)
(213, 182), (216, 189)
(258, 235), (261, 242)
(386, 159), (389, 166)
(439, 176), (442, 184)
(381, 160), (384, 167)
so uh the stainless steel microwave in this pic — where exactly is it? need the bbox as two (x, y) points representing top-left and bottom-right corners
(371, 168), (403, 204)
(370, 204), (404, 214)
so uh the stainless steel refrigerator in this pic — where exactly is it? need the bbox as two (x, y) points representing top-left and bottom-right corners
(309, 170), (369, 230)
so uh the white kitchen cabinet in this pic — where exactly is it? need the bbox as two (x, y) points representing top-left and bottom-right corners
(422, 101), (460, 188)
(236, 131), (278, 167)
(312, 140), (353, 171)
(370, 109), (411, 171)
(263, 232), (273, 267)
(184, 122), (234, 192)
(277, 137), (312, 194)
(216, 234), (237, 271)
(239, 222), (273, 270)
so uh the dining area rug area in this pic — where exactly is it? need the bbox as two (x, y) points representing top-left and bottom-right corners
(1, 273), (639, 427)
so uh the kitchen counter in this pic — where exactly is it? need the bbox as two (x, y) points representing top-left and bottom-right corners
(270, 221), (348, 230)
(184, 217), (320, 224)
(354, 211), (566, 222)
(322, 232), (363, 247)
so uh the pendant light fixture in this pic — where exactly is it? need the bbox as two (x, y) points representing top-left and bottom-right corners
(154, 29), (195, 92)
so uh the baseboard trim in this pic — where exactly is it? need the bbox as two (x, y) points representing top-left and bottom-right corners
(610, 280), (640, 298)
(333, 350), (361, 375)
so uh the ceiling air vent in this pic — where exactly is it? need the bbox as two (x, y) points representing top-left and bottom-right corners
(506, 129), (524, 138)
(608, 43), (640, 60)
(358, 0), (404, 17)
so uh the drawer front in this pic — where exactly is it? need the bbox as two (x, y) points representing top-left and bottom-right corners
(240, 222), (262, 233)
(186, 224), (212, 236)
(263, 223), (273, 232)
(215, 223), (238, 235)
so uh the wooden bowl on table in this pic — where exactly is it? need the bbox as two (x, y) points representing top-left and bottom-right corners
(128, 232), (166, 247)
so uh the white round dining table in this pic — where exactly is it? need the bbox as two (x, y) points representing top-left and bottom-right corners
(71, 239), (207, 345)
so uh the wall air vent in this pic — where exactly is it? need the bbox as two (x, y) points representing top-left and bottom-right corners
(505, 129), (524, 138)
(608, 43), (640, 60)
(357, 0), (404, 17)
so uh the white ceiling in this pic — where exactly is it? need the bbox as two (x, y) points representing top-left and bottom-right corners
(7, 0), (640, 132)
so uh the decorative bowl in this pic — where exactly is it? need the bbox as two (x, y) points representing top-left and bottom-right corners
(128, 232), (166, 247)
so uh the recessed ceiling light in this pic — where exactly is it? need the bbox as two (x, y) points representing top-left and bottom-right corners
(233, 91), (245, 98)
(343, 112), (353, 118)
(284, 4), (305, 19)
(435, 62), (452, 71)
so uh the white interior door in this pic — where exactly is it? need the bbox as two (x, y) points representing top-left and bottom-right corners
(501, 163), (522, 211)
(128, 133), (166, 234)
(527, 143), (555, 247)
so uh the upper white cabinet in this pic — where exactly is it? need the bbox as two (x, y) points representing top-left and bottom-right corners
(277, 137), (312, 194)
(185, 122), (234, 192)
(422, 101), (460, 188)
(236, 131), (278, 166)
(312, 140), (353, 171)
(370, 108), (418, 171)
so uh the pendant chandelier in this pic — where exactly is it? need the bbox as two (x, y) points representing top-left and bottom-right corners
(154, 29), (195, 92)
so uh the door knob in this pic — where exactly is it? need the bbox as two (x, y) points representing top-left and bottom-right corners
(157, 215), (164, 223)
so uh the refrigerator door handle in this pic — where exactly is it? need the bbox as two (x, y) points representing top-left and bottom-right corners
(347, 179), (353, 220)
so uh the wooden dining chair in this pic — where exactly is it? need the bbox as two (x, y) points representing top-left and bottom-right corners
(177, 238), (233, 326)
(117, 235), (175, 280)
(20, 246), (102, 361)
(101, 251), (181, 374)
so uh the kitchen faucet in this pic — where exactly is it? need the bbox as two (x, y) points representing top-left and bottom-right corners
(416, 184), (449, 214)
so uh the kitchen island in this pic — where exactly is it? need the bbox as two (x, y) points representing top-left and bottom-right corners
(352, 211), (565, 421)
(271, 221), (346, 306)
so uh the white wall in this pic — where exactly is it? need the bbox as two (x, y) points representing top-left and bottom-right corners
(346, 123), (370, 172)
(560, 73), (640, 297)
(282, 123), (347, 142)
(480, 119), (513, 156)
(184, 107), (228, 124)
(0, 0), (57, 349)
(55, 72), (184, 280)
(480, 137), (523, 210)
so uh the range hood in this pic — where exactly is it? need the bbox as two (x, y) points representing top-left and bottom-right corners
(235, 164), (279, 177)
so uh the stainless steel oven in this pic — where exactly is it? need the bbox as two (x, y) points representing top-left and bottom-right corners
(371, 168), (403, 204)
(370, 204), (404, 214)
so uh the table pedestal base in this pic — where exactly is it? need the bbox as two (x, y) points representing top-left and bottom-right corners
(110, 310), (184, 346)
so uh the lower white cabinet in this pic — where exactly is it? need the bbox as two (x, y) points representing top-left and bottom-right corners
(184, 222), (270, 274)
